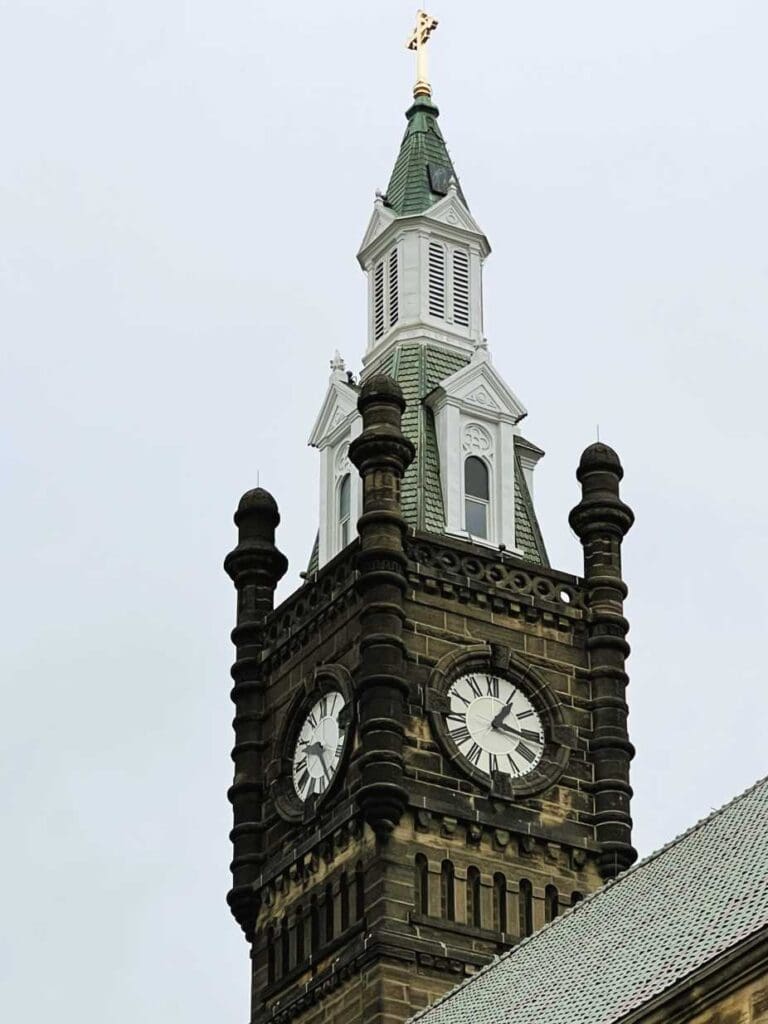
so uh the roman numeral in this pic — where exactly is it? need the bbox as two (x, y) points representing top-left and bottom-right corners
(516, 742), (536, 764)
(319, 696), (328, 717)
(486, 676), (499, 698)
(336, 741), (344, 758)
(307, 711), (317, 729)
(306, 776), (316, 797)
(467, 743), (482, 766)
(507, 754), (520, 776)
(521, 728), (542, 744)
(450, 725), (471, 746)
(488, 753), (499, 775)
(466, 676), (483, 698)
(453, 690), (471, 707)
(298, 770), (310, 794)
(295, 757), (307, 774)
(517, 709), (534, 720)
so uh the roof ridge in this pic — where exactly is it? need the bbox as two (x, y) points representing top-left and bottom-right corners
(408, 771), (768, 1022)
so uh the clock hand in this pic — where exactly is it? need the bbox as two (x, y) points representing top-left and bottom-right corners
(491, 702), (514, 730)
(316, 745), (331, 780)
(495, 722), (543, 743)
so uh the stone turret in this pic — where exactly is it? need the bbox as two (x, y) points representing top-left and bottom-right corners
(569, 443), (636, 878)
(224, 488), (288, 937)
(348, 374), (415, 838)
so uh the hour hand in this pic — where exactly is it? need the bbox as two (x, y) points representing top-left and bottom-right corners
(491, 703), (514, 729)
(305, 741), (323, 756)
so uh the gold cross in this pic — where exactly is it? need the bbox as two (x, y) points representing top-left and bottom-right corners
(406, 10), (439, 98)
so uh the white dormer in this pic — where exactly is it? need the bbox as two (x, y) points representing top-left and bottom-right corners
(307, 354), (362, 568)
(357, 185), (491, 375)
(425, 347), (543, 553)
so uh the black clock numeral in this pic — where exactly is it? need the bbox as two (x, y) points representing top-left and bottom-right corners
(295, 757), (307, 774)
(450, 725), (471, 746)
(488, 752), (499, 775)
(507, 754), (520, 776)
(317, 777), (326, 794)
(307, 711), (317, 729)
(486, 676), (499, 698)
(521, 728), (542, 744)
(453, 690), (471, 707)
(517, 709), (534, 720)
(516, 742), (536, 764)
(446, 712), (465, 724)
(319, 696), (328, 717)
(336, 741), (344, 758)
(467, 743), (482, 766)
(298, 770), (310, 794)
(466, 676), (483, 698)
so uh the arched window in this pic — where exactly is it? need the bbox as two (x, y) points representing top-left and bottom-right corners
(466, 867), (481, 928)
(281, 913), (290, 975)
(571, 890), (584, 906)
(464, 456), (490, 539)
(340, 871), (350, 931)
(266, 926), (276, 984)
(324, 882), (334, 942)
(440, 860), (455, 921)
(355, 861), (365, 922)
(493, 873), (507, 933)
(414, 854), (429, 915)
(518, 878), (533, 937)
(338, 474), (351, 548)
(310, 896), (320, 954)
(295, 905), (305, 963)
(545, 885), (559, 923)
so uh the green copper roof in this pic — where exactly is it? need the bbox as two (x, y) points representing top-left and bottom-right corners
(384, 96), (468, 216)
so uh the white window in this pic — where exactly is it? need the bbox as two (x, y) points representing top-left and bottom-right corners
(464, 456), (489, 539)
(427, 241), (471, 328)
(338, 473), (351, 548)
(372, 246), (400, 341)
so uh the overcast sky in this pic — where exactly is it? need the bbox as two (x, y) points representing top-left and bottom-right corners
(2, 1), (767, 1020)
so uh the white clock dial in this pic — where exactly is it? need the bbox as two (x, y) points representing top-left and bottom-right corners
(445, 673), (544, 779)
(292, 691), (347, 802)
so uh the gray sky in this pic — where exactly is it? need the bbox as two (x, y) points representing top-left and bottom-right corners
(2, 1), (767, 1020)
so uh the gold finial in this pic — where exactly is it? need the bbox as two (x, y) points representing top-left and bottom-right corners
(406, 10), (439, 99)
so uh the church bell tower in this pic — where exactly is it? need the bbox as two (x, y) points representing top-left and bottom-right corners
(224, 14), (636, 1024)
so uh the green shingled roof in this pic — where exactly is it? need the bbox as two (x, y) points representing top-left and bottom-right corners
(385, 96), (468, 216)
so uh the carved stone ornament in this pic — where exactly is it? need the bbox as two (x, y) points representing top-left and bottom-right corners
(426, 644), (574, 799)
(272, 664), (356, 824)
(335, 442), (351, 475)
(461, 422), (493, 456)
(465, 386), (499, 410)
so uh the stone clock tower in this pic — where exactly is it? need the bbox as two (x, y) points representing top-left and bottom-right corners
(224, 18), (635, 1024)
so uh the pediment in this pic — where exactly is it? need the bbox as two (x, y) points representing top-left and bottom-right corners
(308, 378), (359, 448)
(427, 350), (527, 423)
(424, 192), (491, 253)
(358, 201), (397, 257)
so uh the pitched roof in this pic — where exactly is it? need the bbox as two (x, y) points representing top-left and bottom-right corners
(410, 775), (768, 1024)
(384, 96), (468, 216)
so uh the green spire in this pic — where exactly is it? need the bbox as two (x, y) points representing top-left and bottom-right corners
(384, 95), (468, 216)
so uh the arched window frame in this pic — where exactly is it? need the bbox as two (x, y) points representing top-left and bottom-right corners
(463, 454), (491, 541)
(466, 866), (482, 929)
(518, 878), (533, 938)
(545, 885), (559, 923)
(414, 854), (429, 916)
(493, 873), (507, 933)
(337, 473), (351, 550)
(440, 860), (456, 921)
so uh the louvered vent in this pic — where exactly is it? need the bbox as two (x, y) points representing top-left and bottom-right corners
(453, 249), (470, 327)
(428, 242), (446, 319)
(373, 261), (385, 340)
(388, 248), (399, 326)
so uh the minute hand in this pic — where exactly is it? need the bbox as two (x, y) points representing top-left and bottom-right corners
(496, 722), (542, 743)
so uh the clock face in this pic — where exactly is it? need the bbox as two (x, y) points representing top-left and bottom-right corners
(292, 691), (347, 802)
(445, 673), (544, 779)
